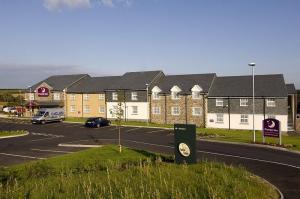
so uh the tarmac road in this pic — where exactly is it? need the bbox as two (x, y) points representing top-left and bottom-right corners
(0, 119), (300, 198)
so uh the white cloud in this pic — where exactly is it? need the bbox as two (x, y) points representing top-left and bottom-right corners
(101, 0), (114, 7)
(44, 0), (91, 11)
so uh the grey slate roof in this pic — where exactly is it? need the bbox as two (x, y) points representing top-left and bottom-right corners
(286, 84), (297, 94)
(154, 73), (216, 94)
(107, 71), (164, 90)
(67, 76), (121, 93)
(29, 74), (89, 91)
(208, 74), (288, 97)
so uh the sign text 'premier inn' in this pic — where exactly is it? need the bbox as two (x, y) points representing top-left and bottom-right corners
(37, 87), (50, 97)
(263, 118), (280, 138)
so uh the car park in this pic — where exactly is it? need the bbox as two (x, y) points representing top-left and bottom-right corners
(85, 117), (111, 128)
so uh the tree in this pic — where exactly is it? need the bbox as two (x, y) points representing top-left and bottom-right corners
(109, 90), (125, 153)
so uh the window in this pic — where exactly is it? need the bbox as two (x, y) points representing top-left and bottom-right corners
(132, 106), (138, 115)
(152, 92), (160, 100)
(70, 105), (76, 113)
(53, 93), (60, 101)
(131, 92), (138, 101)
(266, 98), (276, 107)
(171, 92), (180, 100)
(216, 99), (224, 107)
(29, 93), (35, 101)
(192, 107), (202, 116)
(216, 114), (224, 123)
(83, 94), (89, 101)
(240, 114), (249, 124)
(152, 106), (161, 115)
(99, 106), (105, 113)
(83, 105), (90, 113)
(171, 107), (180, 115)
(99, 94), (105, 100)
(192, 91), (201, 99)
(70, 94), (76, 101)
(267, 115), (276, 119)
(240, 98), (248, 107)
(112, 92), (118, 101)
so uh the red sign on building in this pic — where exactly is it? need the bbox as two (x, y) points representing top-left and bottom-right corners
(37, 87), (50, 97)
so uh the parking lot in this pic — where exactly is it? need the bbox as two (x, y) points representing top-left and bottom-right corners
(1, 118), (300, 198)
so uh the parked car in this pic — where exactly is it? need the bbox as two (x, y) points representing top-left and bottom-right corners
(85, 117), (111, 128)
(3, 107), (16, 113)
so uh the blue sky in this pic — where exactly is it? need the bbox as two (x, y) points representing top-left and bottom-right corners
(0, 0), (299, 88)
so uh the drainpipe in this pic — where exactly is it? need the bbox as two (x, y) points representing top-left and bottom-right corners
(185, 95), (188, 125)
(228, 97), (231, 130)
(165, 95), (167, 124)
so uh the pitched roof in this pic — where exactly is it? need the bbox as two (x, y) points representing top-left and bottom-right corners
(67, 76), (121, 93)
(107, 70), (164, 90)
(154, 73), (216, 94)
(208, 74), (288, 97)
(286, 84), (297, 94)
(29, 74), (89, 91)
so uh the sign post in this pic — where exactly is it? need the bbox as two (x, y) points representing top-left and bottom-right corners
(174, 124), (196, 164)
(263, 118), (281, 145)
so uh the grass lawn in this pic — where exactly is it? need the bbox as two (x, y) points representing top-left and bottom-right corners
(0, 145), (278, 199)
(0, 130), (27, 138)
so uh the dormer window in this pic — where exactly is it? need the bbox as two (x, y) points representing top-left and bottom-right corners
(131, 92), (138, 101)
(191, 85), (203, 100)
(112, 92), (118, 101)
(151, 86), (162, 100)
(170, 85), (182, 100)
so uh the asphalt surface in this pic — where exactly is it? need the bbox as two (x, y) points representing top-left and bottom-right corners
(0, 119), (300, 199)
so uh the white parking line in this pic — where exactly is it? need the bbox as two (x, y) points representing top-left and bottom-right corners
(125, 127), (141, 133)
(109, 126), (126, 131)
(145, 129), (170, 134)
(0, 152), (45, 160)
(31, 148), (73, 154)
(31, 137), (61, 142)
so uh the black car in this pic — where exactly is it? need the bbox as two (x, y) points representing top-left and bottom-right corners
(85, 117), (111, 128)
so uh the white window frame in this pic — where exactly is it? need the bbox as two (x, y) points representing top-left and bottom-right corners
(83, 94), (89, 101)
(266, 98), (276, 107)
(132, 106), (138, 115)
(53, 93), (61, 101)
(216, 114), (224, 123)
(99, 106), (105, 113)
(192, 107), (202, 116)
(112, 92), (118, 101)
(70, 94), (76, 101)
(70, 105), (76, 113)
(171, 92), (180, 100)
(152, 106), (161, 115)
(171, 106), (180, 115)
(192, 91), (201, 99)
(131, 92), (138, 101)
(216, 99), (224, 107)
(240, 114), (249, 124)
(83, 105), (90, 113)
(152, 92), (160, 100)
(240, 98), (248, 107)
(99, 94), (105, 100)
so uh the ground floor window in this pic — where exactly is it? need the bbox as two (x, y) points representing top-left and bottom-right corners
(192, 107), (202, 116)
(171, 107), (180, 115)
(83, 105), (90, 113)
(240, 114), (249, 124)
(152, 106), (161, 115)
(216, 114), (223, 123)
(99, 106), (105, 113)
(132, 106), (138, 115)
(70, 105), (76, 113)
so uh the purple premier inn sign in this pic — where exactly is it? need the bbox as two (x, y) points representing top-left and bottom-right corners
(263, 118), (280, 138)
(37, 87), (50, 97)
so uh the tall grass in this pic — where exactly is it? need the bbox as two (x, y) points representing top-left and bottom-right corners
(0, 145), (278, 199)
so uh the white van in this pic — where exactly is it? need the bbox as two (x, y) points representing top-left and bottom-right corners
(31, 108), (64, 124)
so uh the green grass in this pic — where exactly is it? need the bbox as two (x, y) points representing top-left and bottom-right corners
(0, 145), (278, 199)
(65, 117), (300, 151)
(0, 130), (27, 138)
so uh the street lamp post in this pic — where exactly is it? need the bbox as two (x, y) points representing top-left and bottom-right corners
(249, 63), (256, 143)
(146, 83), (149, 126)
